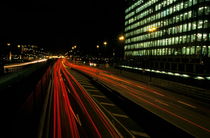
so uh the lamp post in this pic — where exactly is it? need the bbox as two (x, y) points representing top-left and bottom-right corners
(7, 43), (12, 61)
(147, 27), (158, 82)
(118, 35), (125, 64)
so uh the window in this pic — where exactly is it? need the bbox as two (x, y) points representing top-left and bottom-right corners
(203, 33), (207, 41)
(196, 46), (201, 55)
(192, 21), (197, 30)
(191, 34), (196, 42)
(179, 36), (183, 44)
(198, 7), (204, 16)
(204, 20), (208, 28)
(188, 22), (191, 31)
(186, 47), (190, 55)
(202, 46), (207, 56)
(189, 0), (193, 6)
(183, 24), (187, 32)
(187, 35), (191, 43)
(183, 35), (187, 43)
(193, 0), (197, 5)
(208, 46), (210, 57)
(188, 11), (192, 19)
(197, 33), (202, 41)
(184, 12), (188, 20)
(198, 20), (203, 29)
(191, 46), (195, 55)
(182, 47), (186, 55)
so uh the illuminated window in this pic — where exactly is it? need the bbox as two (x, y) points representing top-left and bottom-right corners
(208, 46), (210, 57)
(186, 47), (190, 55)
(191, 46), (195, 55)
(193, 0), (197, 5)
(196, 46), (201, 55)
(183, 24), (187, 32)
(179, 36), (183, 44)
(184, 12), (188, 20)
(205, 6), (210, 15)
(192, 21), (197, 30)
(198, 20), (203, 29)
(202, 46), (207, 55)
(182, 47), (186, 55)
(187, 35), (191, 43)
(191, 34), (196, 42)
(204, 20), (208, 28)
(183, 35), (187, 43)
(197, 33), (202, 41)
(188, 22), (191, 31)
(198, 7), (204, 16)
(203, 33), (207, 41)
(189, 0), (193, 6)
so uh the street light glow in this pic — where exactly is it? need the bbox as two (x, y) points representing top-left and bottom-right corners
(7, 43), (11, 46)
(148, 27), (158, 32)
(96, 45), (100, 48)
(103, 41), (107, 46)
(119, 35), (125, 41)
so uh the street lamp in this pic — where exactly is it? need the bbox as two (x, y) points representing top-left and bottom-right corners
(103, 41), (108, 46)
(118, 35), (125, 41)
(7, 43), (11, 46)
(148, 27), (158, 32)
(147, 27), (158, 82)
(96, 45), (100, 49)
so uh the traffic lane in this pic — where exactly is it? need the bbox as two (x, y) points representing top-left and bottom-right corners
(68, 63), (210, 119)
(60, 59), (122, 137)
(100, 72), (210, 118)
(96, 73), (210, 137)
(65, 63), (210, 137)
(62, 70), (122, 137)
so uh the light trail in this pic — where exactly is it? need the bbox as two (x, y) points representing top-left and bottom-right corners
(4, 59), (47, 68)
(51, 59), (122, 138)
(64, 59), (210, 136)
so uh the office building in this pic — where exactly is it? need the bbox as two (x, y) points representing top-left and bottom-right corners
(124, 0), (210, 77)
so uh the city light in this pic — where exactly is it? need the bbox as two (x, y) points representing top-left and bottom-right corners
(103, 41), (108, 46)
(118, 35), (125, 41)
(96, 45), (100, 49)
(7, 43), (11, 46)
(4, 59), (47, 68)
(148, 27), (157, 32)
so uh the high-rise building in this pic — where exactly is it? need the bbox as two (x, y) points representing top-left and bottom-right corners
(124, 0), (210, 78)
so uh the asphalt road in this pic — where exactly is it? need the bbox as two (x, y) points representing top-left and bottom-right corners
(65, 60), (210, 138)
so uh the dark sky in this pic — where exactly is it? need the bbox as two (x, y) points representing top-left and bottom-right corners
(0, 1), (125, 54)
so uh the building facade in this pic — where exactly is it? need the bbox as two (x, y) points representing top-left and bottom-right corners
(124, 0), (210, 77)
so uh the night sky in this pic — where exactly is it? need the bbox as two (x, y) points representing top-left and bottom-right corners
(0, 1), (125, 54)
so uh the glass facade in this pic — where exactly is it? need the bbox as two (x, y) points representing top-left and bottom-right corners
(124, 0), (210, 75)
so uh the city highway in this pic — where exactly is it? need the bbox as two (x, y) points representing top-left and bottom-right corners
(63, 59), (210, 138)
(10, 59), (150, 138)
(35, 59), (123, 138)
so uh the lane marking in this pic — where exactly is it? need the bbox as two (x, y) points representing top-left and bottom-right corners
(84, 86), (96, 89)
(112, 113), (128, 118)
(177, 100), (197, 109)
(92, 95), (106, 98)
(100, 102), (115, 106)
(130, 130), (150, 137)
(155, 99), (169, 106)
(137, 86), (165, 97)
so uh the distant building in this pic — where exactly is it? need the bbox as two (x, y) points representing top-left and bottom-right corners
(124, 0), (210, 77)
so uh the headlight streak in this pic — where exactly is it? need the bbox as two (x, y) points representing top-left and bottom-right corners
(65, 60), (210, 134)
